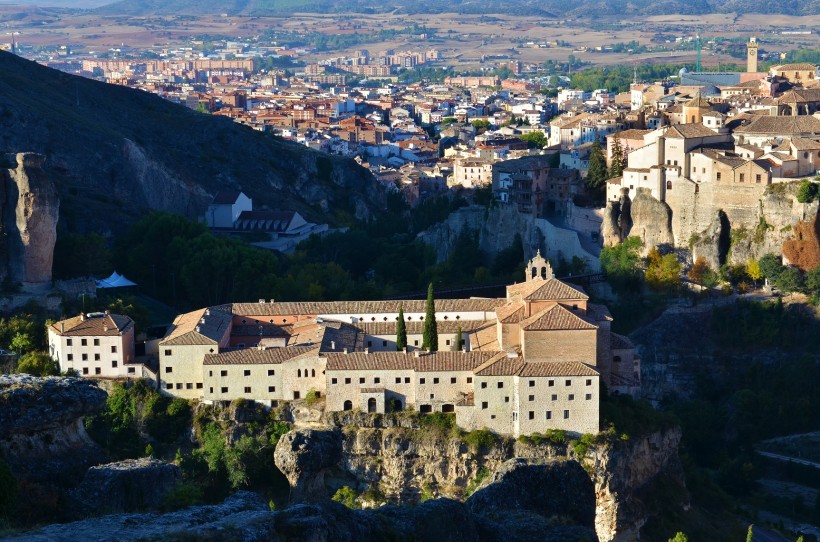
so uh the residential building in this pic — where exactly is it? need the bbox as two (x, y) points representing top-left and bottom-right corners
(48, 312), (136, 378)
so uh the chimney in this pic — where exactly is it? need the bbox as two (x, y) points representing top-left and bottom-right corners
(195, 325), (201, 333)
(80, 314), (86, 321)
(414, 350), (420, 358)
(462, 346), (467, 353)
(343, 348), (349, 354)
(103, 324), (108, 332)
(270, 299), (275, 304)
(365, 347), (370, 354)
(61, 322), (64, 334)
(331, 341), (336, 350)
(205, 309), (210, 316)
(104, 310), (110, 316)
(258, 298), (265, 304)
(403, 347), (408, 354)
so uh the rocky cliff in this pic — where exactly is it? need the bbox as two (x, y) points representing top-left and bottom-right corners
(10, 461), (597, 542)
(273, 422), (686, 542)
(418, 204), (600, 269)
(603, 181), (819, 267)
(0, 51), (385, 236)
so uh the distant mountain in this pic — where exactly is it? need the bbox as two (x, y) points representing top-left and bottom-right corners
(0, 51), (384, 236)
(95, 0), (820, 17)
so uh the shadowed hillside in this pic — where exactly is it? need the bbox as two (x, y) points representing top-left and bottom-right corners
(0, 51), (384, 235)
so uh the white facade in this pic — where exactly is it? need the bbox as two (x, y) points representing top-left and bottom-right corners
(48, 312), (136, 378)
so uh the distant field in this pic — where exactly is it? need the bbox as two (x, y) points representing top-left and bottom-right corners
(3, 7), (819, 70)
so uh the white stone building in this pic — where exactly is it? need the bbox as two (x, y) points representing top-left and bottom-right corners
(48, 312), (136, 378)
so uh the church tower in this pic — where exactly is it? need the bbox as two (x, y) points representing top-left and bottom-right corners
(747, 37), (759, 73)
(525, 249), (554, 282)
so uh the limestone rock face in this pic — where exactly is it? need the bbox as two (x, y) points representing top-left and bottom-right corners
(602, 189), (633, 247)
(4, 152), (59, 287)
(69, 458), (182, 518)
(628, 188), (674, 252)
(273, 428), (343, 502)
(588, 428), (686, 542)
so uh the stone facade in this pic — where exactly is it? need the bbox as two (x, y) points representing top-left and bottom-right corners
(48, 312), (136, 378)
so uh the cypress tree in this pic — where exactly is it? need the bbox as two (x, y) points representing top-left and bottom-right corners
(609, 135), (625, 178)
(422, 283), (438, 352)
(455, 326), (463, 351)
(396, 304), (407, 351)
(586, 138), (608, 190)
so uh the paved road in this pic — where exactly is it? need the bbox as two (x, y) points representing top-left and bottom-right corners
(758, 450), (820, 470)
(751, 525), (790, 542)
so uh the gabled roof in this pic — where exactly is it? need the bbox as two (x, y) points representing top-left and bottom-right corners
(211, 190), (243, 205)
(507, 278), (588, 302)
(160, 307), (232, 346)
(51, 313), (134, 337)
(495, 302), (526, 323)
(521, 304), (598, 332)
(664, 124), (720, 139)
(203, 346), (317, 365)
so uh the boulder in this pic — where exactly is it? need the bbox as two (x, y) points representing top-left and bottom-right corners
(273, 428), (343, 503)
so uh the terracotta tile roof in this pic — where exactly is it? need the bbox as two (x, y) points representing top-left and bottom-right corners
(733, 116), (820, 136)
(161, 307), (232, 346)
(506, 278), (588, 302)
(789, 137), (820, 150)
(50, 313), (133, 337)
(586, 303), (613, 322)
(772, 64), (818, 72)
(475, 356), (524, 376)
(520, 304), (598, 331)
(495, 302), (525, 323)
(203, 346), (317, 365)
(231, 298), (504, 317)
(664, 123), (719, 139)
(325, 350), (498, 372)
(613, 129), (652, 140)
(466, 322), (501, 351)
(351, 320), (490, 335)
(517, 362), (599, 377)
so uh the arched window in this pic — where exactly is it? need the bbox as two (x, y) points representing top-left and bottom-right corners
(666, 181), (672, 190)
(311, 369), (315, 377)
(343, 400), (353, 411)
(367, 397), (377, 413)
(297, 369), (302, 377)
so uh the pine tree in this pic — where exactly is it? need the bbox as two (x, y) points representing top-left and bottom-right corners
(586, 138), (608, 190)
(609, 135), (625, 178)
(396, 304), (407, 351)
(422, 283), (438, 352)
(746, 525), (753, 542)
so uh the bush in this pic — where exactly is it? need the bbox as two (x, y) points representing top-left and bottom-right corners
(15, 352), (59, 376)
(332, 486), (359, 509)
(305, 388), (321, 407)
(572, 433), (597, 458)
(161, 482), (204, 512)
(463, 429), (498, 453)
(464, 467), (490, 497)
(796, 179), (819, 203)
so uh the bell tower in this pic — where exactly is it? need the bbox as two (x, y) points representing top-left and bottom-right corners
(747, 37), (759, 73)
(525, 249), (554, 282)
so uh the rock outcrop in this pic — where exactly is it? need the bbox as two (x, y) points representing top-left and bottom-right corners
(274, 425), (685, 542)
(1, 152), (59, 288)
(783, 214), (820, 271)
(11, 461), (598, 542)
(69, 458), (182, 518)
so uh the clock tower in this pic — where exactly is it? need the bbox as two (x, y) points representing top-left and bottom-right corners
(747, 37), (759, 73)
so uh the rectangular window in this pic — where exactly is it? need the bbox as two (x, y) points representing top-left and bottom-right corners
(414, 340), (419, 346)
(565, 379), (571, 386)
(405, 377), (410, 384)
(586, 379), (592, 386)
(568, 394), (575, 401)
(111, 345), (117, 353)
(345, 378), (351, 384)
(93, 338), (100, 346)
(186, 383), (193, 390)
(82, 353), (88, 361)
(564, 410), (570, 419)
(481, 382), (487, 389)
(166, 383), (172, 390)
(529, 380), (535, 387)
(382, 341), (387, 347)
(293, 391), (300, 399)
(332, 378), (338, 384)
(497, 382), (503, 389)
(196, 383), (203, 389)
(481, 401), (488, 410)
(739, 173), (745, 182)
(548, 380), (554, 387)
(367, 341), (372, 347)
(528, 411), (535, 420)
(94, 353), (100, 361)
(585, 393), (592, 400)
(221, 370), (227, 377)
(66, 339), (73, 346)
(244, 386), (251, 393)
(127, 367), (135, 375)
(528, 394), (534, 401)
(244, 369), (251, 377)
(445, 340), (451, 346)
(420, 378), (426, 384)
(268, 369), (275, 376)
(467, 377), (473, 384)
(175, 382), (181, 389)
(359, 377), (365, 384)
(67, 353), (73, 361)
(433, 377), (439, 384)
(551, 394), (557, 401)
(221, 387), (228, 394)
(756, 174), (761, 183)
(111, 360), (118, 368)
(395, 377), (401, 384)
(374, 377), (381, 384)
(83, 367), (89, 375)
(450, 377), (457, 384)
(716, 172), (721, 181)
(504, 396), (509, 403)
(268, 386), (276, 392)
(81, 339), (87, 346)
(164, 349), (171, 356)
(209, 387), (213, 393)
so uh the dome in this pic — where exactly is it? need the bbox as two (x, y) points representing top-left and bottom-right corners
(700, 85), (721, 97)
(679, 67), (689, 77)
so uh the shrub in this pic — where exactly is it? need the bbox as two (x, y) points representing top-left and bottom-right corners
(464, 467), (490, 497)
(796, 179), (819, 203)
(572, 433), (597, 458)
(332, 486), (359, 509)
(162, 482), (204, 512)
(463, 429), (498, 453)
(420, 481), (435, 503)
(305, 388), (321, 407)
(15, 352), (59, 376)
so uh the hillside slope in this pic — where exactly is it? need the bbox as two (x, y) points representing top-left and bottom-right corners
(0, 51), (384, 235)
(95, 0), (820, 17)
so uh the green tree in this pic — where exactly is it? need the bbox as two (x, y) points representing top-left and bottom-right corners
(600, 236), (643, 290)
(796, 178), (818, 203)
(332, 486), (359, 509)
(746, 525), (754, 542)
(668, 533), (688, 542)
(609, 134), (625, 178)
(775, 267), (804, 293)
(759, 254), (785, 282)
(10, 332), (35, 355)
(396, 304), (407, 351)
(422, 283), (438, 352)
(455, 326), (463, 351)
(646, 251), (682, 293)
(806, 265), (820, 295)
(520, 131), (547, 149)
(585, 138), (608, 190)
(16, 352), (59, 376)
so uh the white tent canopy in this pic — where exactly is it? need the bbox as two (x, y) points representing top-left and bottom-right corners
(96, 271), (137, 289)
